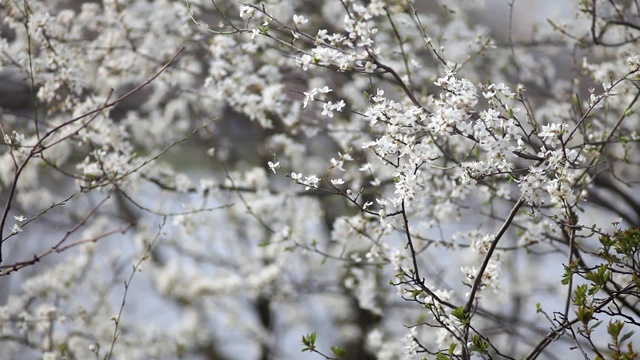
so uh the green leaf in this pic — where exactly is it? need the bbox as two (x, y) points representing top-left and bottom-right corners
(573, 284), (588, 306)
(575, 305), (594, 326)
(607, 320), (624, 340)
(620, 330), (636, 344)
(600, 235), (615, 247)
(301, 332), (317, 352)
(561, 263), (575, 285)
(330, 346), (347, 358)
(586, 265), (610, 286)
(451, 306), (470, 325)
(470, 335), (490, 353)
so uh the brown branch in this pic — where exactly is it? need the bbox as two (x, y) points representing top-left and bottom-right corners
(0, 46), (185, 264)
(464, 198), (525, 314)
(0, 223), (134, 276)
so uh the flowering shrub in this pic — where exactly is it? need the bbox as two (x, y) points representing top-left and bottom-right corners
(1, 0), (639, 359)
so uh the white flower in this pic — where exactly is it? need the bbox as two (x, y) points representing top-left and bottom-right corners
(291, 172), (302, 181)
(321, 102), (335, 117)
(359, 163), (372, 172)
(321, 101), (345, 118)
(304, 175), (320, 190)
(331, 178), (345, 185)
(303, 87), (334, 109)
(303, 88), (317, 108)
(330, 157), (345, 171)
(239, 6), (255, 19)
(364, 61), (377, 73)
(293, 14), (308, 26)
(267, 161), (280, 174)
(316, 29), (329, 41)
(14, 215), (26, 222)
(404, 326), (418, 358)
(296, 54), (313, 71)
(519, 166), (547, 205)
(11, 223), (22, 234)
(538, 123), (567, 148)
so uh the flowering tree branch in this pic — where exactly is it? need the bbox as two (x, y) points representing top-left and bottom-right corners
(0, 1), (639, 359)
